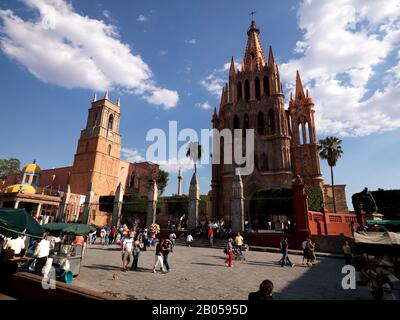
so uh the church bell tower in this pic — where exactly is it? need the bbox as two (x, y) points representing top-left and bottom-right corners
(70, 92), (122, 197)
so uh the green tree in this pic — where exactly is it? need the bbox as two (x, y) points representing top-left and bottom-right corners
(318, 136), (344, 213)
(156, 169), (169, 195)
(144, 168), (169, 196)
(186, 142), (202, 174)
(0, 158), (21, 180)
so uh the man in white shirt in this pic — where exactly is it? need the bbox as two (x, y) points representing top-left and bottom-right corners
(186, 234), (193, 247)
(34, 234), (50, 275)
(122, 232), (133, 272)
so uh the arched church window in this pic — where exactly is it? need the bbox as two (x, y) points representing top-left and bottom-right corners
(268, 109), (275, 134)
(298, 123), (303, 145)
(244, 79), (250, 102)
(243, 113), (250, 137)
(255, 77), (261, 100)
(257, 111), (266, 135)
(263, 76), (270, 96)
(108, 114), (114, 130)
(24, 175), (30, 184)
(32, 175), (38, 186)
(94, 112), (98, 126)
(233, 114), (240, 130)
(237, 82), (242, 101)
(260, 152), (269, 170)
(107, 144), (112, 155)
(305, 122), (309, 144)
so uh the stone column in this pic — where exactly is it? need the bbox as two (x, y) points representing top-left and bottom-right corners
(146, 180), (158, 227)
(57, 184), (70, 222)
(14, 201), (20, 208)
(82, 183), (95, 224)
(36, 203), (42, 219)
(188, 173), (200, 231)
(231, 173), (244, 232)
(112, 182), (124, 227)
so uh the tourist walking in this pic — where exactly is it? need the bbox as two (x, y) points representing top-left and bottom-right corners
(142, 229), (148, 251)
(162, 239), (172, 272)
(131, 236), (141, 271)
(307, 239), (316, 266)
(302, 238), (310, 265)
(224, 238), (233, 267)
(208, 227), (214, 247)
(100, 227), (106, 245)
(234, 232), (244, 255)
(109, 227), (116, 245)
(169, 232), (176, 252)
(121, 232), (133, 272)
(152, 240), (165, 273)
(279, 237), (294, 267)
(248, 279), (274, 300)
(186, 233), (193, 247)
(342, 241), (353, 265)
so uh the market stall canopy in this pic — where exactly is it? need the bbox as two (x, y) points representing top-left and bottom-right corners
(354, 231), (400, 246)
(367, 220), (400, 226)
(0, 208), (44, 239)
(43, 223), (96, 236)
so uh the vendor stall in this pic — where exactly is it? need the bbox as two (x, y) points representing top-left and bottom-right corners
(42, 222), (95, 280)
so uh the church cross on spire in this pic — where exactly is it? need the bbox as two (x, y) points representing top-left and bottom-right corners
(249, 11), (256, 21)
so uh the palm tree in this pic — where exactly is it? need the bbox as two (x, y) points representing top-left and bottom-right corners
(186, 142), (202, 174)
(318, 136), (344, 213)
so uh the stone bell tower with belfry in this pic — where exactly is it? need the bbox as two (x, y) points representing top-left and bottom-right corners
(70, 91), (122, 201)
(289, 71), (323, 188)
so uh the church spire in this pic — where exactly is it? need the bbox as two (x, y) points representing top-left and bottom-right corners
(229, 56), (237, 76)
(242, 20), (266, 72)
(295, 70), (305, 101)
(92, 93), (97, 102)
(104, 90), (109, 100)
(268, 45), (275, 67)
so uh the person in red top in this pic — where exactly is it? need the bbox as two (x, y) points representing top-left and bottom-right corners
(224, 238), (233, 267)
(208, 227), (214, 247)
(73, 235), (85, 246)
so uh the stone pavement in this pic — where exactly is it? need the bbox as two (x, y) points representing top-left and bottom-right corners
(74, 243), (371, 300)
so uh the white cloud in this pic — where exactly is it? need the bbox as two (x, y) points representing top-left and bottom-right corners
(195, 101), (212, 110)
(121, 148), (195, 174)
(121, 148), (145, 163)
(102, 10), (110, 19)
(201, 60), (242, 97)
(0, 0), (179, 109)
(158, 50), (168, 56)
(156, 157), (196, 174)
(137, 14), (148, 22)
(144, 88), (179, 109)
(186, 39), (196, 44)
(280, 0), (400, 137)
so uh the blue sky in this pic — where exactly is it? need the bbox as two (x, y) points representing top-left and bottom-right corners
(0, 0), (400, 209)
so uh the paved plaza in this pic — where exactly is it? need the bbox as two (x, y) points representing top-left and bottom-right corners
(73, 243), (371, 300)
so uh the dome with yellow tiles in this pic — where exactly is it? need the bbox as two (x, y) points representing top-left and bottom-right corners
(5, 184), (36, 194)
(23, 163), (41, 173)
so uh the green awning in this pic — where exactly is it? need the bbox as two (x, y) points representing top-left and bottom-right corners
(366, 220), (400, 226)
(0, 208), (44, 239)
(43, 222), (96, 236)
